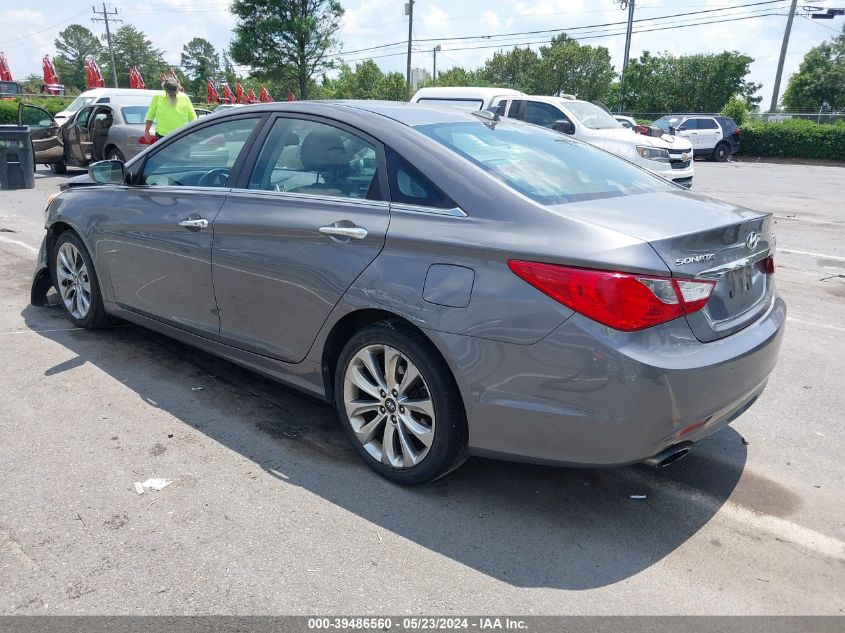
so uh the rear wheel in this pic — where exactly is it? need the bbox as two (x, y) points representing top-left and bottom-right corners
(712, 141), (730, 162)
(50, 161), (67, 175)
(334, 321), (468, 484)
(51, 232), (112, 329)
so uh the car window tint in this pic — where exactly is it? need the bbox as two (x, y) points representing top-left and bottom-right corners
(386, 150), (455, 209)
(416, 98), (484, 111)
(418, 121), (673, 205)
(678, 118), (697, 130)
(76, 108), (93, 128)
(121, 106), (148, 124)
(523, 101), (563, 128)
(698, 118), (718, 130)
(20, 106), (53, 128)
(141, 117), (259, 187)
(248, 117), (380, 200)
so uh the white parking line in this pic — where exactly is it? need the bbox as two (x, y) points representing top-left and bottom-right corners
(786, 317), (845, 333)
(0, 235), (38, 254)
(780, 248), (845, 262)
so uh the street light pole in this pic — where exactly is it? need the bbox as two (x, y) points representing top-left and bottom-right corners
(405, 0), (415, 100)
(769, 0), (798, 112)
(617, 0), (635, 114)
(433, 45), (441, 86)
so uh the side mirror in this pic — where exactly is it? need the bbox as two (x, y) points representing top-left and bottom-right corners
(552, 120), (575, 135)
(89, 160), (126, 185)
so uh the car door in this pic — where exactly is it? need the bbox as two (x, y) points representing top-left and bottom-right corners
(17, 103), (63, 163)
(676, 117), (701, 151)
(98, 115), (264, 338)
(697, 117), (721, 150)
(211, 114), (390, 362)
(66, 106), (94, 164)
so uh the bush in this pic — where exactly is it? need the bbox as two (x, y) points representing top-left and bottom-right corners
(737, 119), (845, 161)
(0, 98), (72, 124)
(720, 97), (749, 127)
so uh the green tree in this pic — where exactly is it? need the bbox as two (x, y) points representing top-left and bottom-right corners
(109, 25), (168, 88)
(222, 53), (239, 86)
(621, 50), (760, 114)
(782, 25), (845, 111)
(181, 37), (220, 96)
(381, 72), (406, 101)
(480, 47), (540, 92)
(535, 34), (615, 102)
(53, 24), (105, 91)
(322, 61), (407, 101)
(416, 66), (485, 89)
(230, 0), (344, 99)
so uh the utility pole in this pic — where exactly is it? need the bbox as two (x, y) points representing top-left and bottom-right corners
(92, 3), (121, 88)
(405, 0), (415, 100)
(617, 0), (635, 114)
(432, 44), (441, 86)
(769, 0), (798, 112)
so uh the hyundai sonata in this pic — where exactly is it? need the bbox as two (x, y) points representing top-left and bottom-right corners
(31, 102), (785, 484)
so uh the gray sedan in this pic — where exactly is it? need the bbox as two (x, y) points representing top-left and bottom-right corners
(30, 101), (785, 484)
(20, 99), (153, 174)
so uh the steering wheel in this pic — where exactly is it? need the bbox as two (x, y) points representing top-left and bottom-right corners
(197, 167), (230, 187)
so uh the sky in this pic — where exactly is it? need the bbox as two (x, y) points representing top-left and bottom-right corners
(1, 0), (843, 109)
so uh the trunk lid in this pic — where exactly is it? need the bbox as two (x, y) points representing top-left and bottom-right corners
(550, 190), (775, 342)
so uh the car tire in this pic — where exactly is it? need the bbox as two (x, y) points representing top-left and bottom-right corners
(107, 147), (125, 162)
(712, 141), (730, 162)
(50, 161), (67, 175)
(51, 231), (112, 329)
(334, 320), (468, 484)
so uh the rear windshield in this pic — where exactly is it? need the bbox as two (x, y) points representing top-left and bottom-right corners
(417, 121), (673, 205)
(0, 81), (21, 95)
(121, 106), (148, 124)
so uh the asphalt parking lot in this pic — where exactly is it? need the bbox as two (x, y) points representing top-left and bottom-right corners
(0, 161), (843, 615)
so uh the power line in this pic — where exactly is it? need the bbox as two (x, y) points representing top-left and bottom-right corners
(91, 3), (122, 89)
(1, 9), (90, 46)
(338, 0), (789, 57)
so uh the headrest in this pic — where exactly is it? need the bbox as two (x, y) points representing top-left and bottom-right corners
(300, 129), (348, 172)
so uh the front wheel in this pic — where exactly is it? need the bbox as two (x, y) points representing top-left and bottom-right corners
(712, 141), (730, 162)
(334, 321), (468, 484)
(51, 232), (112, 328)
(107, 147), (125, 162)
(50, 161), (67, 175)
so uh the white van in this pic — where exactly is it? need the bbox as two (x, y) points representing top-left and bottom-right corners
(410, 87), (695, 188)
(411, 86), (524, 112)
(54, 88), (155, 124)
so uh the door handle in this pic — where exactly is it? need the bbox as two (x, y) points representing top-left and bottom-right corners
(318, 224), (368, 240)
(178, 218), (209, 229)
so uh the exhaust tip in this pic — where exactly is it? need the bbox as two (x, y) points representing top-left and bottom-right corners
(644, 445), (691, 468)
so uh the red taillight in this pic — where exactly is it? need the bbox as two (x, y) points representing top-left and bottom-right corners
(759, 256), (775, 274)
(508, 260), (715, 332)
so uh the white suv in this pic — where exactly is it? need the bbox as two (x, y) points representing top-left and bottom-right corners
(651, 115), (741, 162)
(496, 95), (695, 188)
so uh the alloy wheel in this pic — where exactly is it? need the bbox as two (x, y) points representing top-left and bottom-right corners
(55, 242), (91, 319)
(343, 344), (435, 469)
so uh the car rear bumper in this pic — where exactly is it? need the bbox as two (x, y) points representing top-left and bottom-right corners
(426, 294), (786, 467)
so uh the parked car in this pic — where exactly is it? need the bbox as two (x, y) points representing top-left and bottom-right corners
(411, 86), (524, 112)
(500, 94), (695, 188)
(31, 101), (784, 484)
(651, 114), (741, 161)
(19, 99), (154, 174)
(53, 88), (155, 125)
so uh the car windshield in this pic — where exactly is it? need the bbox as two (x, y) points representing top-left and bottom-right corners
(121, 106), (148, 124)
(560, 101), (621, 129)
(417, 121), (674, 205)
(652, 116), (681, 133)
(65, 95), (97, 112)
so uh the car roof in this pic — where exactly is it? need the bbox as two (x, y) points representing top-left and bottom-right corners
(412, 86), (524, 100)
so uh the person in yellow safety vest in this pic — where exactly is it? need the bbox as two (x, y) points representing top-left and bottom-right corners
(144, 77), (197, 143)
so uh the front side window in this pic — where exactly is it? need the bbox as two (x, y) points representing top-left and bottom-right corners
(523, 101), (564, 128)
(141, 117), (259, 187)
(76, 107), (93, 128)
(19, 105), (54, 128)
(678, 118), (698, 131)
(417, 121), (673, 205)
(248, 117), (380, 200)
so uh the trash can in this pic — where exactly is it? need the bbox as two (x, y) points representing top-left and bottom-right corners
(0, 125), (35, 190)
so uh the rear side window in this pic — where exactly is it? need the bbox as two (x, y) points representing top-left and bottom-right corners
(698, 118), (718, 130)
(416, 98), (484, 111)
(387, 150), (456, 209)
